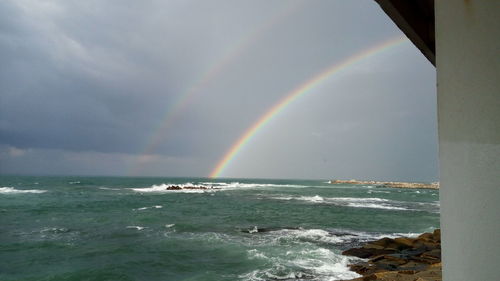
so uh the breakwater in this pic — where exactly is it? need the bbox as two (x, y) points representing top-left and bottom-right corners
(329, 180), (439, 189)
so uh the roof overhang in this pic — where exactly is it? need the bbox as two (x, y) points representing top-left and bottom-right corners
(374, 0), (435, 66)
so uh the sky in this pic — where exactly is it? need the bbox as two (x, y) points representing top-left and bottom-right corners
(0, 0), (438, 181)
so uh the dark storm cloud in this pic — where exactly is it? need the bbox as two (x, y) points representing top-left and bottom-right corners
(0, 0), (207, 155)
(0, 0), (297, 155)
(0, 0), (437, 180)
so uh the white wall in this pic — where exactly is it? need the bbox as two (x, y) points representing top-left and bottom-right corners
(435, 1), (500, 280)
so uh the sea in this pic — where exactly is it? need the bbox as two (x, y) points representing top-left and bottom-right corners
(0, 176), (440, 281)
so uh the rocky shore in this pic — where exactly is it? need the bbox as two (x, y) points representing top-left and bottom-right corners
(342, 229), (442, 281)
(329, 180), (439, 190)
(165, 185), (220, 190)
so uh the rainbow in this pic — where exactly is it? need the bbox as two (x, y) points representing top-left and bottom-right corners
(130, 3), (303, 174)
(209, 36), (409, 178)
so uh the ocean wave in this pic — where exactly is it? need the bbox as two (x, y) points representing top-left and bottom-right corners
(98, 187), (121, 191)
(241, 247), (360, 281)
(241, 227), (357, 247)
(367, 190), (391, 194)
(134, 205), (163, 211)
(126, 226), (147, 231)
(269, 195), (294, 201)
(346, 203), (408, 210)
(271, 228), (346, 244)
(261, 227), (423, 246)
(17, 227), (80, 243)
(180, 227), (424, 281)
(200, 181), (306, 189)
(270, 195), (413, 210)
(131, 181), (307, 194)
(0, 187), (47, 194)
(297, 195), (325, 202)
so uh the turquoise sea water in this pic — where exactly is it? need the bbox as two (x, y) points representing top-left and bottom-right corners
(0, 176), (439, 281)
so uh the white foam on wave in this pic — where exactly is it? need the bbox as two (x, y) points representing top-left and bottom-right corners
(0, 187), (47, 194)
(248, 226), (259, 234)
(347, 203), (408, 210)
(126, 226), (146, 231)
(331, 197), (390, 202)
(271, 195), (414, 211)
(339, 229), (422, 243)
(132, 181), (307, 194)
(135, 205), (163, 211)
(200, 181), (306, 189)
(298, 195), (325, 202)
(274, 228), (345, 244)
(247, 249), (270, 260)
(274, 227), (423, 246)
(293, 248), (360, 279)
(241, 246), (360, 281)
(269, 195), (294, 201)
(40, 227), (70, 234)
(186, 227), (426, 281)
(98, 187), (121, 191)
(165, 224), (175, 228)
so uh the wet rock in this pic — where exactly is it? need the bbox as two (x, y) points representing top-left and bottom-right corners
(394, 237), (415, 248)
(342, 229), (442, 281)
(342, 247), (395, 259)
(165, 185), (220, 190)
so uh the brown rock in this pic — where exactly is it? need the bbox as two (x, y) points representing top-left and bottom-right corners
(370, 237), (395, 248)
(397, 270), (417, 275)
(342, 247), (395, 259)
(341, 230), (442, 281)
(421, 249), (441, 259)
(412, 240), (440, 251)
(364, 244), (387, 250)
(397, 261), (429, 272)
(368, 237), (413, 251)
(394, 237), (416, 248)
(432, 229), (441, 242)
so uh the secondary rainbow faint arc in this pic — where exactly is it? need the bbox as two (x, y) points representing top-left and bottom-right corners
(130, 2), (304, 174)
(209, 36), (408, 178)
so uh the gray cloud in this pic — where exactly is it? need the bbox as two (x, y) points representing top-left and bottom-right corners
(0, 0), (437, 181)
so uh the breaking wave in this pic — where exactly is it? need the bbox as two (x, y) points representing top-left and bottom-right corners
(126, 226), (147, 231)
(134, 205), (163, 211)
(200, 182), (306, 189)
(241, 247), (360, 281)
(132, 181), (307, 194)
(270, 195), (413, 211)
(0, 187), (47, 194)
(131, 183), (211, 193)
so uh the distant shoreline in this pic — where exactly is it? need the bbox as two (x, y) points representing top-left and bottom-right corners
(329, 179), (439, 189)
